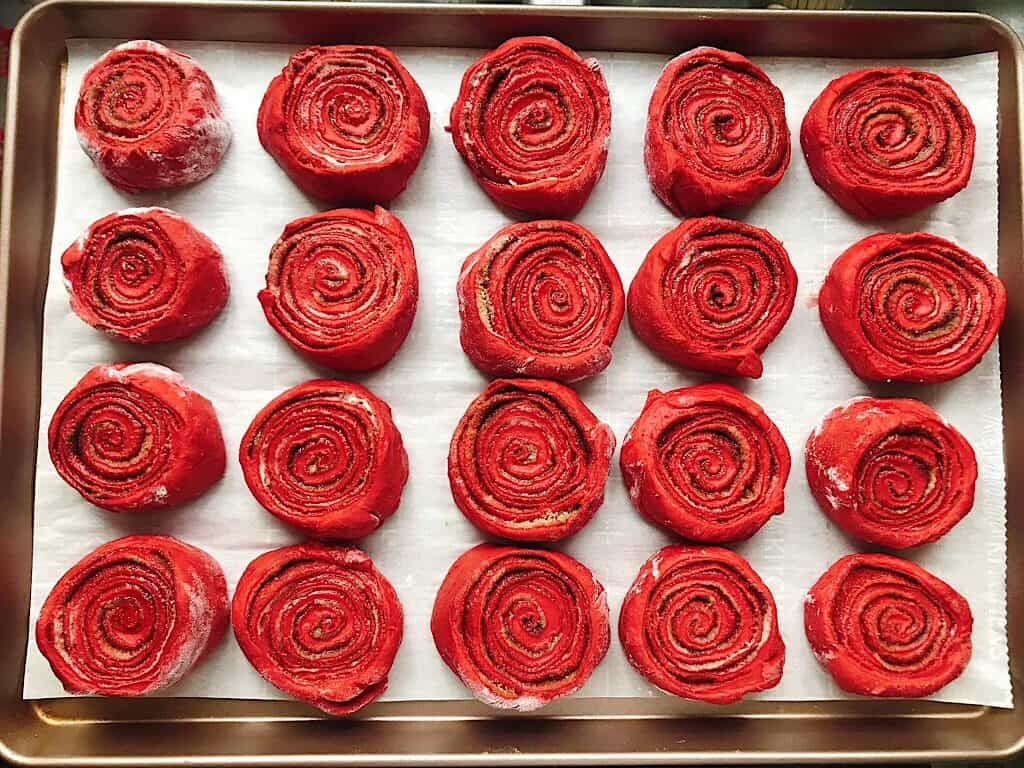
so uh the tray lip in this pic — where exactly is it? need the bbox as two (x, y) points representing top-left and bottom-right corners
(3, 1), (1024, 765)
(13, 0), (1024, 26)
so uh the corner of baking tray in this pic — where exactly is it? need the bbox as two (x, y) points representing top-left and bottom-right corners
(0, 704), (57, 768)
(0, 738), (36, 768)
(975, 729), (1024, 761)
(970, 10), (1024, 53)
(8, 0), (65, 40)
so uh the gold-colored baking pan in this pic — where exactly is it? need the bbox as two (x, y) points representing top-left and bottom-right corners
(2, 1), (1023, 764)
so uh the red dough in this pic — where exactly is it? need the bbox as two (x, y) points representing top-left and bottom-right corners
(805, 553), (973, 697)
(431, 543), (609, 710)
(801, 67), (975, 219)
(819, 232), (1005, 383)
(61, 207), (229, 343)
(232, 543), (403, 715)
(620, 545), (785, 704)
(628, 217), (797, 378)
(239, 380), (408, 540)
(806, 397), (977, 549)
(458, 220), (624, 382)
(259, 207), (418, 372)
(75, 41), (230, 193)
(48, 363), (225, 513)
(450, 37), (611, 217)
(646, 47), (790, 216)
(448, 379), (614, 542)
(36, 535), (228, 696)
(258, 46), (429, 205)
(620, 383), (790, 543)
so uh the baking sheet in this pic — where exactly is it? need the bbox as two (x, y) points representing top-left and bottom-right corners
(23, 39), (1009, 707)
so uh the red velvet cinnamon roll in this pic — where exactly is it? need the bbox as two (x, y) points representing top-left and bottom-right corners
(36, 535), (228, 696)
(620, 545), (785, 703)
(232, 543), (403, 714)
(75, 41), (230, 192)
(806, 397), (977, 549)
(448, 378), (614, 541)
(259, 207), (418, 372)
(805, 553), (972, 697)
(258, 46), (429, 205)
(458, 219), (624, 382)
(450, 37), (611, 217)
(48, 363), (225, 513)
(646, 48), (790, 216)
(620, 383), (790, 542)
(239, 380), (408, 540)
(431, 543), (609, 710)
(61, 207), (229, 343)
(819, 232), (1005, 383)
(801, 68), (975, 219)
(628, 217), (797, 378)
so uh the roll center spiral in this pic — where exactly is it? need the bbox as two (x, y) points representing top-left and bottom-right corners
(477, 400), (578, 502)
(103, 73), (164, 128)
(496, 428), (553, 482)
(504, 87), (570, 152)
(100, 593), (154, 652)
(77, 563), (174, 672)
(706, 106), (744, 144)
(858, 104), (928, 167)
(841, 83), (957, 177)
(326, 84), (382, 138)
(649, 566), (762, 668)
(525, 100), (553, 131)
(883, 275), (955, 335)
(875, 601), (925, 647)
(870, 111), (912, 150)
(500, 583), (564, 653)
(845, 575), (945, 668)
(288, 434), (344, 486)
(116, 250), (154, 287)
(270, 579), (371, 667)
(664, 425), (745, 499)
(664, 67), (781, 173)
(856, 431), (942, 520)
(268, 216), (407, 349)
(504, 246), (604, 350)
(700, 270), (742, 313)
(661, 232), (788, 347)
(673, 593), (724, 648)
(289, 54), (409, 163)
(90, 55), (181, 141)
(74, 216), (186, 334)
(102, 238), (170, 304)
(296, 600), (350, 651)
(112, 81), (152, 121)
(273, 415), (366, 498)
(509, 598), (548, 642)
(310, 248), (360, 304)
(82, 406), (147, 466)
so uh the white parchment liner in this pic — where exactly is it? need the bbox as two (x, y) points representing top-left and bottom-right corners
(24, 40), (1009, 708)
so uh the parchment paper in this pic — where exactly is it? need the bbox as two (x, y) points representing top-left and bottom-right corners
(24, 40), (1009, 708)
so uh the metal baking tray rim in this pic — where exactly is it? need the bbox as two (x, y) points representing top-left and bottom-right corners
(2, 2), (1023, 765)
